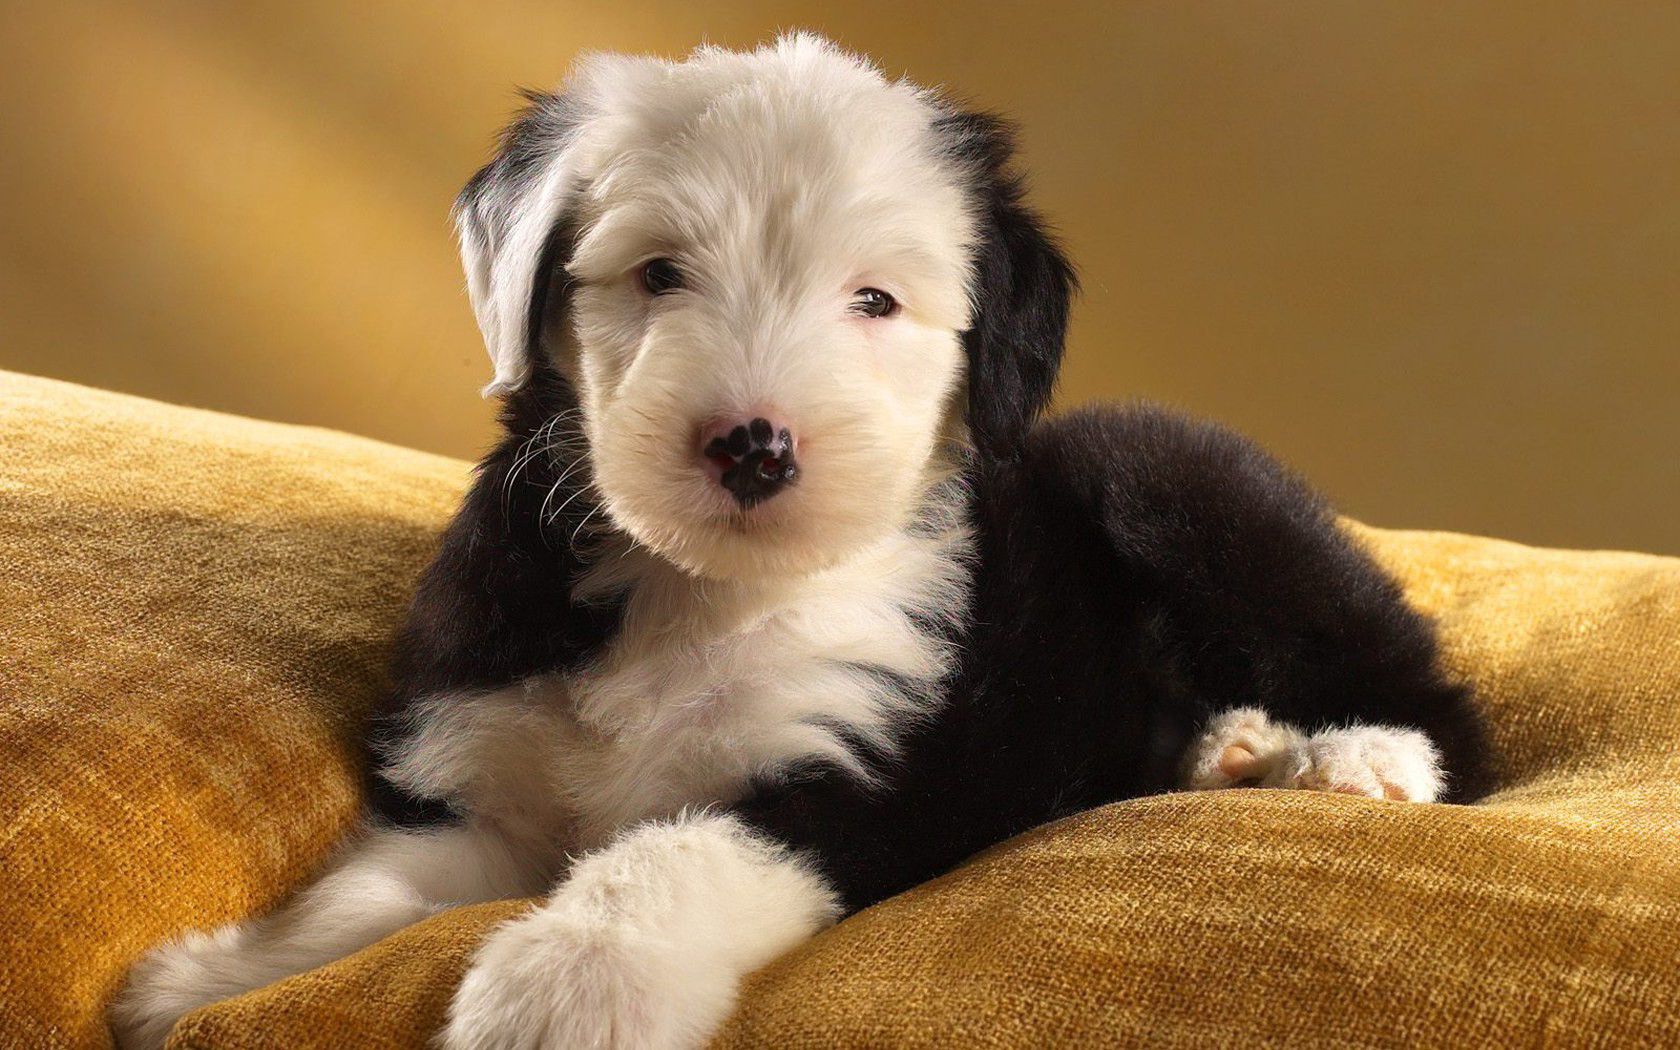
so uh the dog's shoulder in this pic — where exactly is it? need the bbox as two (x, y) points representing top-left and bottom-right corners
(366, 366), (619, 824)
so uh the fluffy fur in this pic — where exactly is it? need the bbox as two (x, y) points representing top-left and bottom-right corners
(442, 812), (839, 1050)
(111, 34), (1488, 1050)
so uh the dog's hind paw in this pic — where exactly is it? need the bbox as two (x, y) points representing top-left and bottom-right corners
(1180, 707), (1308, 790)
(1181, 708), (1445, 802)
(1283, 725), (1445, 802)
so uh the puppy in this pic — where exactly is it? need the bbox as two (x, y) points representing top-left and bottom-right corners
(112, 33), (1488, 1050)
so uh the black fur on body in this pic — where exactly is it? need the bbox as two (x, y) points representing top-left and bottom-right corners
(367, 105), (1490, 917)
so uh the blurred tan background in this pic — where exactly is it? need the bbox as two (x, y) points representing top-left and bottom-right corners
(2, 2), (1675, 553)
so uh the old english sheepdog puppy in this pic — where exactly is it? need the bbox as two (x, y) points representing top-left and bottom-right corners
(112, 33), (1489, 1050)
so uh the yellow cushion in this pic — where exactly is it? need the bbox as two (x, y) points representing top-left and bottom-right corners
(3, 370), (1676, 1049)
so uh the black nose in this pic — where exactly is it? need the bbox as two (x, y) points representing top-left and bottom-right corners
(702, 417), (798, 507)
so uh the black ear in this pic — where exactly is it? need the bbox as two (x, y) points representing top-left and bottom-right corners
(454, 90), (582, 397)
(937, 112), (1077, 460)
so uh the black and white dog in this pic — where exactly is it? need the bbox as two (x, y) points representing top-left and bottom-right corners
(114, 34), (1487, 1050)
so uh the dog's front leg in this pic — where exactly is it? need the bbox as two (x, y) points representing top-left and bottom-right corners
(440, 810), (840, 1050)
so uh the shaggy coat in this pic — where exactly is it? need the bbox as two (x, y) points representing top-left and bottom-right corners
(113, 35), (1488, 1050)
(370, 365), (1490, 914)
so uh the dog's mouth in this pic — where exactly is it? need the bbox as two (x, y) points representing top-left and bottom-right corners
(598, 411), (906, 579)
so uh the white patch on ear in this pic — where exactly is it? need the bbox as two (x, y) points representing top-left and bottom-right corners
(458, 144), (578, 398)
(1181, 707), (1445, 802)
(440, 811), (840, 1050)
(457, 48), (692, 399)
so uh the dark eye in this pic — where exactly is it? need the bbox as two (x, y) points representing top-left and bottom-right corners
(851, 287), (898, 318)
(639, 258), (684, 295)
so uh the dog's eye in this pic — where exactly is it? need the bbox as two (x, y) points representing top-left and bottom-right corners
(639, 258), (685, 295)
(851, 288), (898, 318)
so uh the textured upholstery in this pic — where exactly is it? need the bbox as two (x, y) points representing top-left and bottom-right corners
(2, 369), (1675, 1049)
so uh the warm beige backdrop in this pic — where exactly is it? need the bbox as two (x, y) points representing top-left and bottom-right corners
(2, 2), (1675, 553)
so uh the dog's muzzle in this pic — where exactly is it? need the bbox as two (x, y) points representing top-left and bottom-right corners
(702, 417), (798, 507)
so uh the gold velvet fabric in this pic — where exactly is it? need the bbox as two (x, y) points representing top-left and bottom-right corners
(2, 369), (1675, 1049)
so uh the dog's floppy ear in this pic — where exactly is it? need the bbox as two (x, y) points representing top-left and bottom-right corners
(938, 112), (1077, 460)
(454, 90), (583, 397)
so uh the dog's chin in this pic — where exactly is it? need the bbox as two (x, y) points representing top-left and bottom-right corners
(604, 486), (893, 583)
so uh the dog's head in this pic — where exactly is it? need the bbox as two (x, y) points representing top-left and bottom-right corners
(456, 34), (1072, 580)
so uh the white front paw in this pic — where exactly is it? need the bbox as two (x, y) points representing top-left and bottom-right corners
(440, 813), (836, 1050)
(440, 909), (725, 1050)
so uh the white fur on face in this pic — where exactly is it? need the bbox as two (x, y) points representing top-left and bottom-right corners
(543, 36), (978, 579)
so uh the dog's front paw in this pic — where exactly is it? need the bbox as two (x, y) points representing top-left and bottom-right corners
(441, 813), (835, 1050)
(440, 909), (724, 1050)
(109, 926), (249, 1050)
